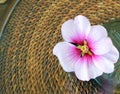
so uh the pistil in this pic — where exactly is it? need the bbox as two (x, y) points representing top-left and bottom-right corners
(77, 40), (92, 57)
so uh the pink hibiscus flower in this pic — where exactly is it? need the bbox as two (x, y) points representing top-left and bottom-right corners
(53, 15), (119, 81)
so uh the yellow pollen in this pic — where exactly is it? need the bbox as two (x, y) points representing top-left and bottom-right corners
(81, 45), (89, 53)
(77, 40), (92, 57)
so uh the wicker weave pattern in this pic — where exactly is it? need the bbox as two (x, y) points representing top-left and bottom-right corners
(0, 0), (120, 94)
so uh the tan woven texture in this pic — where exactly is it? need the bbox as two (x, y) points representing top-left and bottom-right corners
(0, 0), (120, 94)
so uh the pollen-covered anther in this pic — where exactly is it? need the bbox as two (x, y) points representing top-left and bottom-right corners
(81, 45), (89, 53)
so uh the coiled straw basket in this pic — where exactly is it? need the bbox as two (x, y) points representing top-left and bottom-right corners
(0, 0), (120, 94)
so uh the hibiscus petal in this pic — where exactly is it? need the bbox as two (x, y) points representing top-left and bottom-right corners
(61, 19), (78, 42)
(75, 60), (89, 81)
(53, 42), (80, 72)
(103, 46), (119, 64)
(91, 37), (113, 55)
(88, 62), (103, 79)
(61, 15), (91, 43)
(88, 25), (108, 42)
(93, 56), (114, 73)
(74, 15), (91, 37)
(75, 56), (103, 81)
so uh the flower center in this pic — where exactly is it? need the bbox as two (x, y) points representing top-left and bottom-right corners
(81, 45), (89, 53)
(77, 40), (92, 57)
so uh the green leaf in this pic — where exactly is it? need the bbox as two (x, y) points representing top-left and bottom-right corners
(103, 20), (120, 82)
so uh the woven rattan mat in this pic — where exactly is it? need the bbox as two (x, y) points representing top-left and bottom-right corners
(0, 0), (120, 94)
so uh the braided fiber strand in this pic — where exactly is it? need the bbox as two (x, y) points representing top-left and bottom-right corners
(0, 0), (120, 94)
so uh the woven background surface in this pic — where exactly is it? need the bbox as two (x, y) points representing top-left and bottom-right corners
(0, 0), (120, 94)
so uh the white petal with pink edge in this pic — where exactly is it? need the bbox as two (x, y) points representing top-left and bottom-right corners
(75, 56), (103, 81)
(93, 56), (114, 73)
(91, 37), (113, 55)
(53, 42), (80, 72)
(61, 15), (91, 42)
(88, 25), (108, 42)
